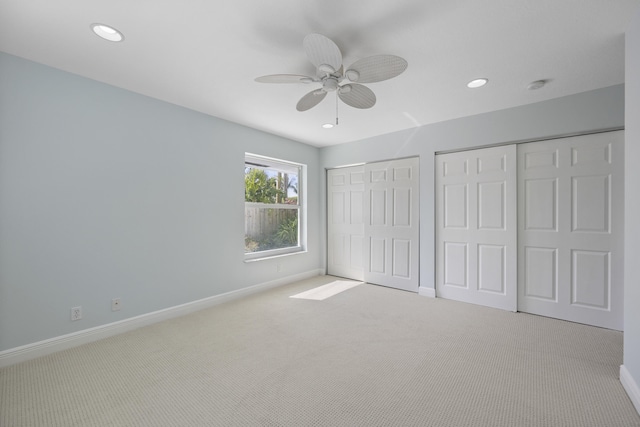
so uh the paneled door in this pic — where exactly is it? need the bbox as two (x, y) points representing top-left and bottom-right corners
(364, 157), (420, 292)
(518, 131), (624, 330)
(327, 165), (365, 281)
(436, 145), (517, 311)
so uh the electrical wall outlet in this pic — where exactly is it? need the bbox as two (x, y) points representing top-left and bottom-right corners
(111, 298), (121, 312)
(70, 306), (82, 321)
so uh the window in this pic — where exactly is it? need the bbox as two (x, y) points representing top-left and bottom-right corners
(244, 153), (304, 260)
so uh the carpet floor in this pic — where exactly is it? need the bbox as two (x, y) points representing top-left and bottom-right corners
(1, 275), (639, 426)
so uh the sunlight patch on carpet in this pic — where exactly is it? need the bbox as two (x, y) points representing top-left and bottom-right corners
(289, 280), (363, 300)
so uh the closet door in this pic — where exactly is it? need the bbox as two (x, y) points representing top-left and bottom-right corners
(327, 166), (365, 281)
(518, 131), (624, 330)
(436, 145), (517, 311)
(363, 157), (420, 292)
(327, 158), (420, 291)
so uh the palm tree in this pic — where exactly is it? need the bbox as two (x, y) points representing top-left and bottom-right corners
(276, 173), (298, 204)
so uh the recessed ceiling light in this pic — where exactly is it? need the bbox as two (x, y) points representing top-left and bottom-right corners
(467, 78), (488, 89)
(91, 24), (124, 42)
(322, 123), (334, 129)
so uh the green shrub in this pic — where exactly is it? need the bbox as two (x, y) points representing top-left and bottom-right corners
(276, 217), (298, 245)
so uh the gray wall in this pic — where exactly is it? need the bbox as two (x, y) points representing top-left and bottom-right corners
(319, 85), (625, 292)
(0, 52), (321, 351)
(624, 6), (640, 395)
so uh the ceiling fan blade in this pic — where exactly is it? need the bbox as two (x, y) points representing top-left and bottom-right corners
(345, 55), (408, 83)
(255, 74), (317, 84)
(338, 84), (376, 109)
(296, 89), (328, 111)
(303, 33), (342, 73)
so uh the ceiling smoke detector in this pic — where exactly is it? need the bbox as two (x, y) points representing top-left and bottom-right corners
(527, 80), (547, 90)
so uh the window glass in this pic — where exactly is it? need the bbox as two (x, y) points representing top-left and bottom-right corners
(244, 154), (303, 259)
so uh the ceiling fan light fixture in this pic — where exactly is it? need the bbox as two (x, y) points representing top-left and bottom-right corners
(318, 64), (336, 74)
(323, 78), (339, 92)
(322, 123), (334, 129)
(91, 23), (124, 42)
(345, 69), (360, 82)
(467, 78), (488, 88)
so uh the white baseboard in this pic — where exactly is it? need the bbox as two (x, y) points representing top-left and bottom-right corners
(0, 269), (323, 368)
(621, 365), (640, 415)
(418, 286), (436, 298)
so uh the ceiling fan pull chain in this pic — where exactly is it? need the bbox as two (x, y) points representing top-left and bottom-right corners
(336, 91), (339, 126)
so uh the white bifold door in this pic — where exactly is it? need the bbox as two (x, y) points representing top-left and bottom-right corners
(327, 165), (365, 281)
(327, 157), (420, 292)
(435, 145), (518, 311)
(518, 131), (624, 330)
(435, 131), (623, 330)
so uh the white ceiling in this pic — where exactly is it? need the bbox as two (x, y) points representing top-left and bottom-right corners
(1, 0), (638, 147)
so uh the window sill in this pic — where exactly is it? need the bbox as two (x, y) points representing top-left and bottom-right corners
(244, 249), (307, 263)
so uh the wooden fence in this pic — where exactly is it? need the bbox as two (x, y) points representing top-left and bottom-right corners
(245, 207), (297, 240)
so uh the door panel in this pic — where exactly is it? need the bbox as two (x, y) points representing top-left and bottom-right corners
(350, 192), (364, 224)
(444, 184), (467, 228)
(371, 189), (386, 226)
(444, 242), (468, 288)
(363, 157), (420, 292)
(523, 247), (557, 301)
(327, 166), (365, 281)
(524, 178), (557, 230)
(436, 145), (517, 311)
(478, 182), (505, 229)
(478, 244), (505, 293)
(393, 188), (411, 226)
(571, 250), (609, 308)
(572, 176), (609, 232)
(517, 131), (623, 330)
(370, 238), (386, 274)
(392, 239), (411, 277)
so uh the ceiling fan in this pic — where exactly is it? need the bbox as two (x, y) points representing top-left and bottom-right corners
(255, 33), (408, 112)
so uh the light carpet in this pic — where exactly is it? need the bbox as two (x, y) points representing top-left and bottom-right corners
(1, 275), (639, 426)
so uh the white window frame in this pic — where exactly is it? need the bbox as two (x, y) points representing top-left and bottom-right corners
(244, 153), (306, 261)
